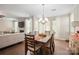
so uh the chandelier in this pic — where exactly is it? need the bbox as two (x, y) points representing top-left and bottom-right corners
(39, 4), (48, 24)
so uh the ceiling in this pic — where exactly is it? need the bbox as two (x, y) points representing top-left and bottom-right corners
(0, 4), (77, 18)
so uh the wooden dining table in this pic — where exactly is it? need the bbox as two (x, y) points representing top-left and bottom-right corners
(34, 34), (51, 44)
(25, 33), (54, 54)
(34, 34), (54, 54)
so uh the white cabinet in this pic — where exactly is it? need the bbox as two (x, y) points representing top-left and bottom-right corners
(0, 33), (25, 49)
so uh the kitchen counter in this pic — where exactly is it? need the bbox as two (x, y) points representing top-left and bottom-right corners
(0, 33), (25, 49)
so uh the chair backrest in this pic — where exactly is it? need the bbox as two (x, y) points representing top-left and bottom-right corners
(25, 34), (35, 50)
(51, 34), (54, 39)
(28, 31), (38, 35)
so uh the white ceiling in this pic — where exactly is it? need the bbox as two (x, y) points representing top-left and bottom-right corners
(0, 4), (77, 17)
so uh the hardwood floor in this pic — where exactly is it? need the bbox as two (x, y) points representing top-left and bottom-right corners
(54, 39), (69, 55)
(0, 42), (25, 55)
(0, 39), (70, 55)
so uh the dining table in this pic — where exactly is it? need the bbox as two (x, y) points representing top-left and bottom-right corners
(34, 34), (54, 54)
(34, 34), (52, 44)
(25, 33), (55, 54)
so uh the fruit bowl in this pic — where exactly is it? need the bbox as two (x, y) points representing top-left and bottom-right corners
(38, 33), (46, 37)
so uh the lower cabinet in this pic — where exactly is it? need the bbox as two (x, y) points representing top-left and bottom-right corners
(0, 33), (25, 49)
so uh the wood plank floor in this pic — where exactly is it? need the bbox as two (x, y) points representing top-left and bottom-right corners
(54, 39), (69, 55)
(0, 39), (70, 55)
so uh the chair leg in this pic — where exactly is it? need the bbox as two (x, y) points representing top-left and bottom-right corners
(40, 47), (43, 55)
(25, 52), (27, 55)
(25, 50), (27, 55)
(25, 46), (28, 55)
(52, 43), (55, 54)
(49, 43), (52, 54)
(33, 51), (37, 55)
(34, 51), (35, 55)
(50, 40), (53, 54)
(50, 45), (53, 54)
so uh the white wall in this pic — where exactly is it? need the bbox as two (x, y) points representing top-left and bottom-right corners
(45, 18), (51, 31)
(53, 15), (70, 40)
(0, 18), (6, 31)
(48, 5), (79, 40)
(73, 6), (79, 21)
(0, 18), (14, 32)
(52, 17), (60, 39)
(25, 18), (32, 34)
(39, 22), (45, 33)
(34, 17), (39, 32)
(14, 22), (19, 32)
(70, 13), (74, 34)
(69, 5), (79, 33)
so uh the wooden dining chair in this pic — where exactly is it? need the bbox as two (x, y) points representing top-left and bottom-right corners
(25, 34), (42, 55)
(42, 34), (55, 54)
(51, 34), (55, 54)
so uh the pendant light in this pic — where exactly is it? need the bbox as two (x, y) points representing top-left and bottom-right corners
(39, 4), (48, 24)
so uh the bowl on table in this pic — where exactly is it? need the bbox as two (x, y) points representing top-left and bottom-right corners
(38, 33), (46, 37)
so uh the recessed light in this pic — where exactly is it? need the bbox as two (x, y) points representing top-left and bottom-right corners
(51, 9), (56, 11)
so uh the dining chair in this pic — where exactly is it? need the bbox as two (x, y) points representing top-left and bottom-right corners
(51, 34), (55, 54)
(42, 33), (55, 54)
(25, 34), (42, 55)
